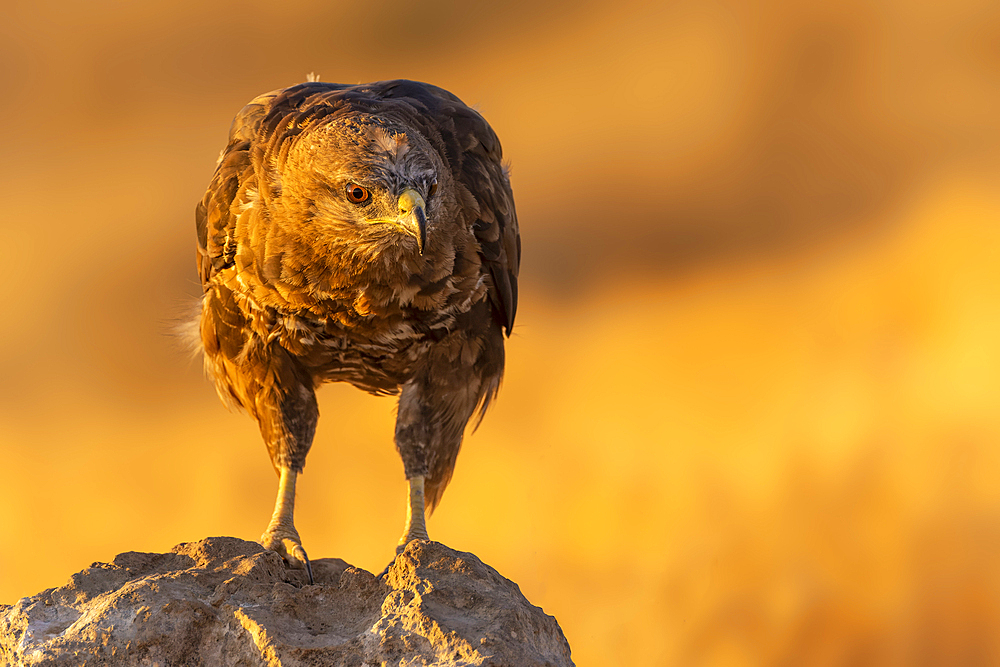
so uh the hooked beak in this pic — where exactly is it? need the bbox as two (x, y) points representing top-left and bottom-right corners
(396, 188), (427, 255)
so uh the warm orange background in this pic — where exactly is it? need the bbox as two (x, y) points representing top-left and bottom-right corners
(2, 0), (999, 664)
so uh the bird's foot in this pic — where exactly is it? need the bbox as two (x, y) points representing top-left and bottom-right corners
(260, 524), (313, 584)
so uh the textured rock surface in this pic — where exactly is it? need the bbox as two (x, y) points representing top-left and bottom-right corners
(0, 537), (573, 666)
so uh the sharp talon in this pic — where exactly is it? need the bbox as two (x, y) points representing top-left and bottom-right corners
(292, 544), (314, 585)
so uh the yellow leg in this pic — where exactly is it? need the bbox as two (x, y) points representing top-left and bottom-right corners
(396, 475), (429, 554)
(260, 466), (313, 584)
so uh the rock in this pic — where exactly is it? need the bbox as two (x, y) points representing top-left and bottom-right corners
(0, 537), (573, 666)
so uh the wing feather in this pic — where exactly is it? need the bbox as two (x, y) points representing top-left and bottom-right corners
(377, 80), (521, 335)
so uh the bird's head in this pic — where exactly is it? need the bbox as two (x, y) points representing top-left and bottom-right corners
(282, 114), (447, 259)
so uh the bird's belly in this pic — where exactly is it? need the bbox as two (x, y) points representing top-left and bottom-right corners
(278, 312), (433, 395)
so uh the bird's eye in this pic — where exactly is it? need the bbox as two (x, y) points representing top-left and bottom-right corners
(428, 180), (438, 198)
(346, 183), (371, 204)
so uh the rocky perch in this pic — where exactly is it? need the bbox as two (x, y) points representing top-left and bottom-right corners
(0, 537), (573, 666)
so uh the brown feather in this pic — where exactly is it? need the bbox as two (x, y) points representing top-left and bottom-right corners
(195, 80), (519, 514)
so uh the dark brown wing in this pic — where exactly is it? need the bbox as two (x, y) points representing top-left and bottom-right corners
(196, 93), (260, 285)
(376, 80), (521, 336)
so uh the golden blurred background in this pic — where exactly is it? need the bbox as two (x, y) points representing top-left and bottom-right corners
(1, 0), (999, 664)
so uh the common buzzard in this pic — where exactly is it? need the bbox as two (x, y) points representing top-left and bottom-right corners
(194, 80), (519, 581)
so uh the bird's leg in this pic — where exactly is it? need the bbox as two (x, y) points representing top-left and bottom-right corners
(260, 465), (313, 584)
(396, 475), (429, 555)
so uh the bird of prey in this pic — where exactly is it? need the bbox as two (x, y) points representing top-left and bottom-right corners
(193, 80), (519, 581)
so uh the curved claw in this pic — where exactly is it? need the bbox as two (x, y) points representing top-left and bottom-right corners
(292, 544), (314, 585)
(260, 529), (313, 584)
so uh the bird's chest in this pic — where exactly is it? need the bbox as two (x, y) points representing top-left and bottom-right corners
(270, 277), (478, 392)
(277, 291), (428, 358)
(229, 240), (488, 391)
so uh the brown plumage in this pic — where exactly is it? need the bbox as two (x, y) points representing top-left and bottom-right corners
(193, 80), (519, 578)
